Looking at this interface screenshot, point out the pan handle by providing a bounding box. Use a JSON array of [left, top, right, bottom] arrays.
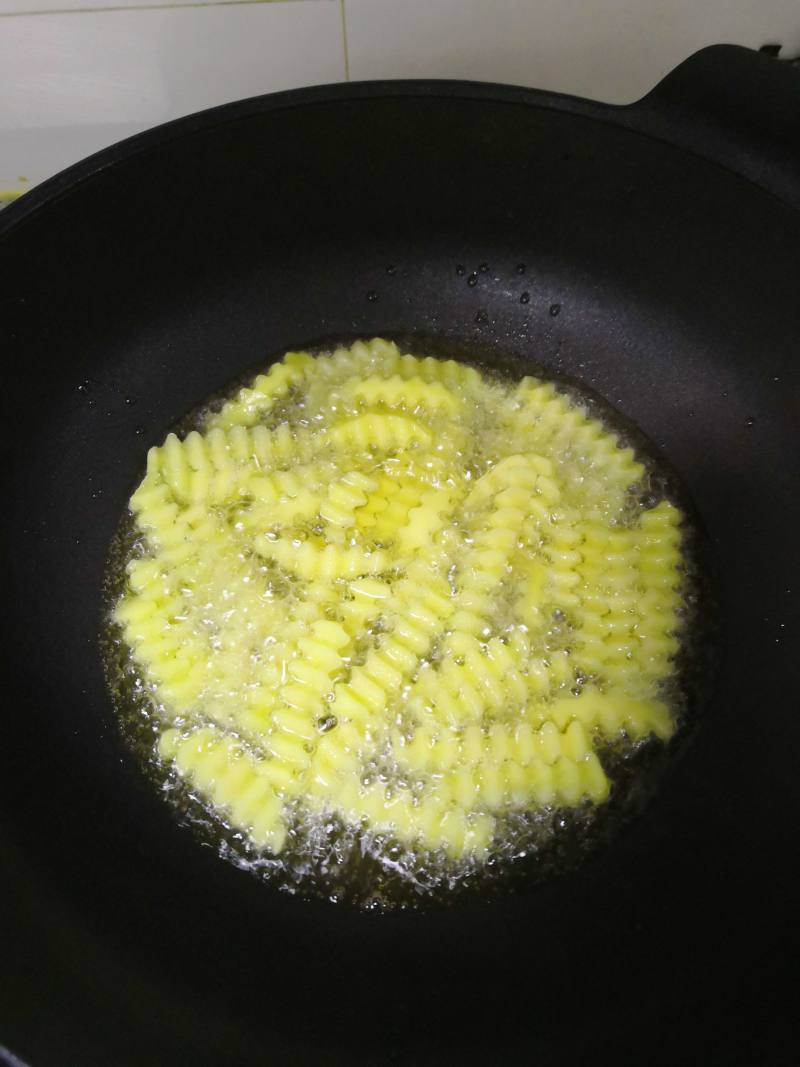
[[620, 44, 800, 211]]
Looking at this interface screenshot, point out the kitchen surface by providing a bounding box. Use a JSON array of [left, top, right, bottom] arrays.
[[2, 0, 800, 196]]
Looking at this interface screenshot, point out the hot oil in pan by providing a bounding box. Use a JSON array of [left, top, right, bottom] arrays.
[[102, 338, 711, 909]]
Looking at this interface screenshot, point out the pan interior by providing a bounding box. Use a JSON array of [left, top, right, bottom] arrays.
[[1, 89, 797, 1065]]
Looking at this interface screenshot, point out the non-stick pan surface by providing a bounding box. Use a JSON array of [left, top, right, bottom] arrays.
[[1, 45, 798, 1067]]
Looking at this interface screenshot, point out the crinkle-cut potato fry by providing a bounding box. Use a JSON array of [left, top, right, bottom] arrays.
[[114, 338, 686, 875]]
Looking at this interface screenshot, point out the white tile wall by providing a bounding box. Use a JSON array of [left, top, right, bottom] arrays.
[[1, 0, 799, 196], [346, 0, 800, 103], [0, 0, 262, 13], [0, 0, 344, 191]]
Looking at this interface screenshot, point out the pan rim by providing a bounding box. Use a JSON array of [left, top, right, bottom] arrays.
[[4, 43, 798, 239]]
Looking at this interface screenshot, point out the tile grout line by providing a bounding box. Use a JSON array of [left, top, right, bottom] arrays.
[[339, 0, 350, 81], [0, 0, 320, 17]]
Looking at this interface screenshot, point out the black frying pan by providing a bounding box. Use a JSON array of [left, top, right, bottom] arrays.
[[1, 44, 798, 1067]]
